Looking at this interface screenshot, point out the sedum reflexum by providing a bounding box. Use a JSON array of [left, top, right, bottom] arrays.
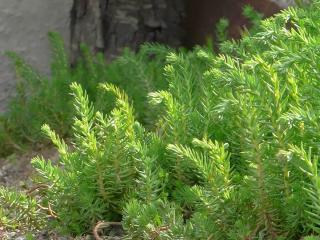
[[31, 82, 141, 234], [4, 1, 320, 239]]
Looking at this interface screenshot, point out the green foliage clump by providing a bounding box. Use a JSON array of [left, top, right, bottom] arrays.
[[304, 236, 320, 240], [0, 187, 45, 230], [4, 32, 72, 147], [242, 4, 264, 31], [0, 34, 168, 157], [30, 82, 142, 234], [215, 17, 230, 44], [3, 1, 320, 240], [73, 43, 169, 126]]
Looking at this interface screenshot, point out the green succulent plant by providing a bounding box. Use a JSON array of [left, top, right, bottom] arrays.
[[2, 1, 320, 239]]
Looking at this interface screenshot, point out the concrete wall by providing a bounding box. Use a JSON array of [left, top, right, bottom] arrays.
[[0, 0, 73, 112]]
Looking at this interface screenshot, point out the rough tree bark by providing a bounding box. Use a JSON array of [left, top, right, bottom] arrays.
[[70, 0, 185, 62]]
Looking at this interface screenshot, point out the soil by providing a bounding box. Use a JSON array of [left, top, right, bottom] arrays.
[[0, 147, 59, 188]]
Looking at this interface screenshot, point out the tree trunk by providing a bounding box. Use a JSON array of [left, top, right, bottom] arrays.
[[70, 0, 186, 62]]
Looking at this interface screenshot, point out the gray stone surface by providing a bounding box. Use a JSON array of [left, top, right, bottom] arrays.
[[0, 0, 72, 112]]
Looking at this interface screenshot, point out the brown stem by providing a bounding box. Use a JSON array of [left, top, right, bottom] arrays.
[[26, 184, 49, 195]]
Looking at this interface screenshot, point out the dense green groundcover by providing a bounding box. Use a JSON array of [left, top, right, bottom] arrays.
[[0, 34, 169, 156], [3, 1, 320, 239]]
